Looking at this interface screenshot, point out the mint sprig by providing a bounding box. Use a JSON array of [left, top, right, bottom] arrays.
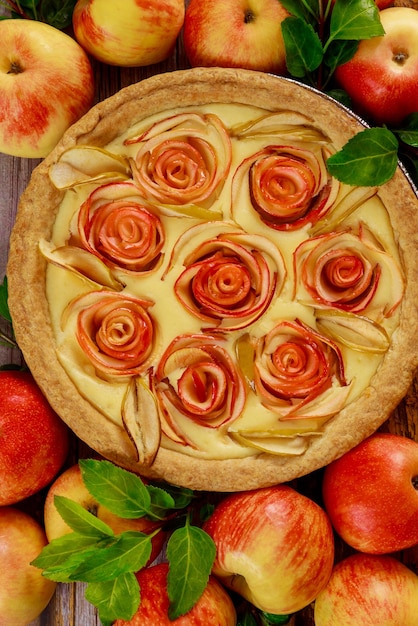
[[32, 459, 216, 624], [0, 275, 17, 350]]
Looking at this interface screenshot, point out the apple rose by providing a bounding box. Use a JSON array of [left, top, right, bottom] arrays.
[[171, 222, 286, 330], [293, 225, 404, 318], [76, 181, 165, 274], [64, 290, 155, 377], [232, 144, 339, 231], [126, 112, 232, 209], [153, 334, 246, 447], [254, 319, 350, 420]]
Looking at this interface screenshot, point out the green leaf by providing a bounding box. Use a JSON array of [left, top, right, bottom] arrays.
[[238, 611, 258, 626], [145, 485, 176, 521], [69, 531, 153, 582], [324, 39, 359, 73], [158, 483, 195, 510], [85, 572, 140, 624], [39, 0, 77, 29], [261, 612, 292, 625], [79, 458, 152, 519], [327, 127, 399, 186], [278, 0, 319, 23], [53, 495, 115, 538], [0, 276, 12, 323], [31, 532, 113, 582], [282, 16, 323, 78], [166, 519, 216, 620], [328, 0, 384, 45], [394, 113, 418, 148]]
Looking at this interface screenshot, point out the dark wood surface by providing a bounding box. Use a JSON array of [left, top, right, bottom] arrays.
[[0, 3, 417, 624]]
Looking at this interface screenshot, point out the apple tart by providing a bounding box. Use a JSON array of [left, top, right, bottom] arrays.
[[8, 68, 418, 491]]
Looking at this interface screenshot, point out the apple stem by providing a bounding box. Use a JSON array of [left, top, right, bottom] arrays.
[[7, 61, 24, 75], [243, 9, 255, 24]]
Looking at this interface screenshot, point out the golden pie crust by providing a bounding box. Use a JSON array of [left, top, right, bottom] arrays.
[[7, 68, 418, 491]]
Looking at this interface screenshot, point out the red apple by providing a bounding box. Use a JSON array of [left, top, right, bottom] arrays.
[[112, 562, 237, 625], [0, 370, 69, 505], [334, 7, 418, 126], [44, 463, 166, 564], [203, 485, 334, 615], [183, 0, 290, 74], [0, 507, 57, 624], [0, 18, 95, 158], [314, 553, 418, 626], [322, 432, 418, 554], [72, 0, 185, 67]]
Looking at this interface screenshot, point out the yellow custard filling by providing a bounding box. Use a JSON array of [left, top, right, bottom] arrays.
[[43, 103, 404, 462]]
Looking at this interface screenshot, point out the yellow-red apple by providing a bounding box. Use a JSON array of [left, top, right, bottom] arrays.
[[0, 370, 69, 506], [322, 433, 418, 554], [314, 553, 418, 626], [44, 463, 166, 564], [203, 485, 334, 615], [72, 0, 185, 67], [334, 7, 418, 126], [113, 562, 236, 625], [183, 0, 290, 74], [0, 18, 95, 158], [0, 507, 57, 624]]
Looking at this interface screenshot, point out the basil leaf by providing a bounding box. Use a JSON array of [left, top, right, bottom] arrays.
[[69, 531, 153, 582], [79, 458, 152, 519], [166, 520, 216, 620], [53, 495, 114, 538], [85, 572, 140, 624], [327, 127, 399, 186], [39, 0, 77, 29], [395, 113, 418, 148], [0, 276, 12, 323], [282, 16, 323, 78], [329, 0, 384, 43]]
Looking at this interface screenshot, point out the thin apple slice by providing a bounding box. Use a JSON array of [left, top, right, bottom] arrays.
[[39, 239, 124, 290], [49, 146, 131, 189], [122, 377, 161, 466], [230, 429, 317, 455], [230, 111, 329, 143], [315, 309, 391, 353], [309, 184, 378, 236]]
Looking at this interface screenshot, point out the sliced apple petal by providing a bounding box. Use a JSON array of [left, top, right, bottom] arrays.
[[230, 429, 312, 455], [315, 309, 390, 353], [309, 185, 378, 236], [235, 333, 256, 392], [122, 377, 161, 466], [231, 111, 329, 143], [49, 146, 132, 189], [39, 239, 124, 290]]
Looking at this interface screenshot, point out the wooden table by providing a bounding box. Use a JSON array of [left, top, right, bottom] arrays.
[[0, 4, 417, 625]]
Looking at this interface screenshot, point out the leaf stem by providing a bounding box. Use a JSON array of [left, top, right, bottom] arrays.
[[0, 329, 17, 348]]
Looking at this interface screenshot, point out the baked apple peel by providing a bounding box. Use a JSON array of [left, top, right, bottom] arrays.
[[172, 223, 286, 331], [153, 334, 247, 448], [293, 225, 404, 319], [126, 112, 232, 210]]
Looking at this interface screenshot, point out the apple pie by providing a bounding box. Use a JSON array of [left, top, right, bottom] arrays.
[[8, 68, 418, 491]]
